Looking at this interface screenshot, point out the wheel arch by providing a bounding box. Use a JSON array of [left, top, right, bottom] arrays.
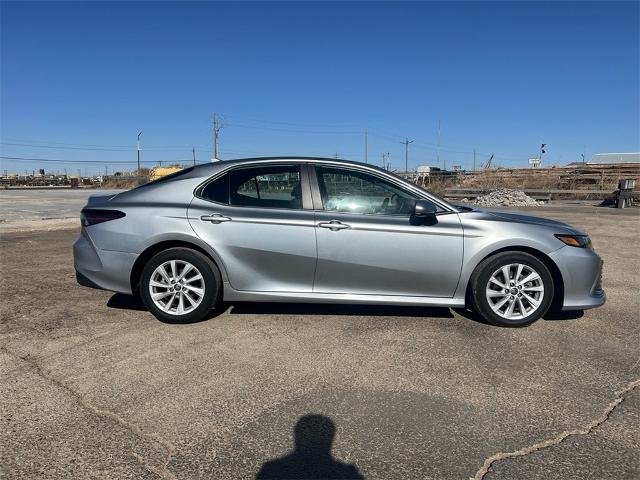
[[464, 246, 564, 312], [130, 239, 225, 293]]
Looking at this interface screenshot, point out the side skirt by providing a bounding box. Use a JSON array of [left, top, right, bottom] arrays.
[[222, 282, 465, 308]]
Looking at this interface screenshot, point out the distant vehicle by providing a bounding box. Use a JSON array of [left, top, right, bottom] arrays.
[[74, 157, 605, 327]]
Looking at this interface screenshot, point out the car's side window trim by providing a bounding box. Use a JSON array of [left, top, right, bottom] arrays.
[[308, 164, 453, 216], [195, 163, 313, 211]]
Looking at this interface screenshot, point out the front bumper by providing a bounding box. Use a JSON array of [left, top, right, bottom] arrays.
[[548, 246, 606, 311], [73, 230, 137, 294]]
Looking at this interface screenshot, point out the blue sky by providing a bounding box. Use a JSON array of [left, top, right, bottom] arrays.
[[1, 1, 638, 175]]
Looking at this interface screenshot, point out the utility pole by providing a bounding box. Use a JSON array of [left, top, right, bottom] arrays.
[[137, 131, 142, 175], [381, 152, 391, 170], [364, 128, 368, 163], [333, 152, 340, 159], [212, 113, 221, 160], [437, 120, 443, 170], [400, 138, 414, 172], [192, 147, 196, 166], [473, 148, 476, 171]]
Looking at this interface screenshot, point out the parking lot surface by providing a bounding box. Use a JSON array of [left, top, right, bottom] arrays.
[[1, 204, 638, 479], [0, 189, 123, 232]]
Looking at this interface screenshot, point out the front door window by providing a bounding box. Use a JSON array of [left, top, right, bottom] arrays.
[[315, 166, 420, 216]]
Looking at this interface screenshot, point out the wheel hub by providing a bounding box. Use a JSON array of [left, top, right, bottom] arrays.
[[148, 260, 205, 315], [485, 262, 545, 320]]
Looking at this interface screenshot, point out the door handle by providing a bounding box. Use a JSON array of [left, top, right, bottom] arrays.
[[200, 213, 232, 224], [318, 220, 350, 231]]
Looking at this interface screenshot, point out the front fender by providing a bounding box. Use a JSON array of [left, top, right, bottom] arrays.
[[454, 216, 565, 299]]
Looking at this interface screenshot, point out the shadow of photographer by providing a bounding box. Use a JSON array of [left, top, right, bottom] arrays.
[[256, 414, 364, 480]]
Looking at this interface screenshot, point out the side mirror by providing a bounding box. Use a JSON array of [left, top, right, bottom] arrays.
[[413, 199, 438, 218]]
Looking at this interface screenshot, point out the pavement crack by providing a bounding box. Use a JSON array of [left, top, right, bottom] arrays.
[[471, 377, 640, 480], [1, 346, 176, 480]]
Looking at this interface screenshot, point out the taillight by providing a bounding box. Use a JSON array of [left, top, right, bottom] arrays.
[[80, 209, 126, 227]]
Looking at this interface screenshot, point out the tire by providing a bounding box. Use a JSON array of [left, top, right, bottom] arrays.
[[140, 247, 221, 323], [469, 251, 554, 327]]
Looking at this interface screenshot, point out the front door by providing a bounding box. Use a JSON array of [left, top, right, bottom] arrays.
[[311, 165, 464, 297], [188, 164, 317, 292]]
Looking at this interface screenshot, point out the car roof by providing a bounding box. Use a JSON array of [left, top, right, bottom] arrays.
[[192, 156, 384, 174]]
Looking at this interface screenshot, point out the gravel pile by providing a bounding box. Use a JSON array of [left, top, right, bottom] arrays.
[[468, 188, 544, 207]]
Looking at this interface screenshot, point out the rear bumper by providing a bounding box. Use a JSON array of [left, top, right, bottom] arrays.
[[76, 270, 104, 290], [73, 231, 137, 294], [548, 246, 606, 311]]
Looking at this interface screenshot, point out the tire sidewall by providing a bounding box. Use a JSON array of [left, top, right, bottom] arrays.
[[140, 248, 220, 323], [471, 252, 554, 327]]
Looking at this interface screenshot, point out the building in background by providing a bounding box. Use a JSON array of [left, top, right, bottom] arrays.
[[589, 153, 640, 165]]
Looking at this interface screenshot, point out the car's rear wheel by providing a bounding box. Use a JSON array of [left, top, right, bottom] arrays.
[[140, 248, 221, 323], [470, 251, 554, 327]]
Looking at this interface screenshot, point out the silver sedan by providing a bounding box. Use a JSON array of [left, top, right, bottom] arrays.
[[74, 157, 605, 327]]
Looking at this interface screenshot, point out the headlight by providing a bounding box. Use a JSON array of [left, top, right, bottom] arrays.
[[555, 234, 592, 248]]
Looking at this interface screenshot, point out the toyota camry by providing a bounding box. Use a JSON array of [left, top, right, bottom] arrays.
[[74, 157, 605, 327]]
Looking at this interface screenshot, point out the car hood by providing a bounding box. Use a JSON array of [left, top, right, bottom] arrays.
[[464, 209, 585, 235]]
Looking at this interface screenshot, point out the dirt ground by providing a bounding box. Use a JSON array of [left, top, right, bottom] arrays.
[[1, 204, 638, 479]]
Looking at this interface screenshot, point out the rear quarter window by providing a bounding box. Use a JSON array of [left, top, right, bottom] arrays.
[[200, 174, 230, 204]]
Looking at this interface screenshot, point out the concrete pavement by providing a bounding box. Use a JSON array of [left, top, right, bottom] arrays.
[[1, 205, 638, 479]]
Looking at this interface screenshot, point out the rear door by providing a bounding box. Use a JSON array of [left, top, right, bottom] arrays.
[[310, 164, 464, 297], [188, 163, 317, 292]]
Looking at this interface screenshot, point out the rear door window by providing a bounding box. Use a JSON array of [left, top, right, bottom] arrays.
[[229, 165, 302, 209]]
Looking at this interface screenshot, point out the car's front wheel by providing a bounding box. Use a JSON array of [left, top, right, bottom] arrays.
[[470, 251, 554, 327], [140, 248, 221, 323]]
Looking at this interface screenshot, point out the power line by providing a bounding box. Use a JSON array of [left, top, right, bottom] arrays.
[[0, 155, 207, 165], [1, 141, 134, 152], [0, 141, 208, 152], [225, 122, 361, 135], [221, 113, 363, 129], [1, 114, 536, 168], [1, 125, 530, 159]]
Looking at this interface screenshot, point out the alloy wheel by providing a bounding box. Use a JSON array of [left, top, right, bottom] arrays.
[[485, 263, 545, 320], [148, 260, 205, 315]]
